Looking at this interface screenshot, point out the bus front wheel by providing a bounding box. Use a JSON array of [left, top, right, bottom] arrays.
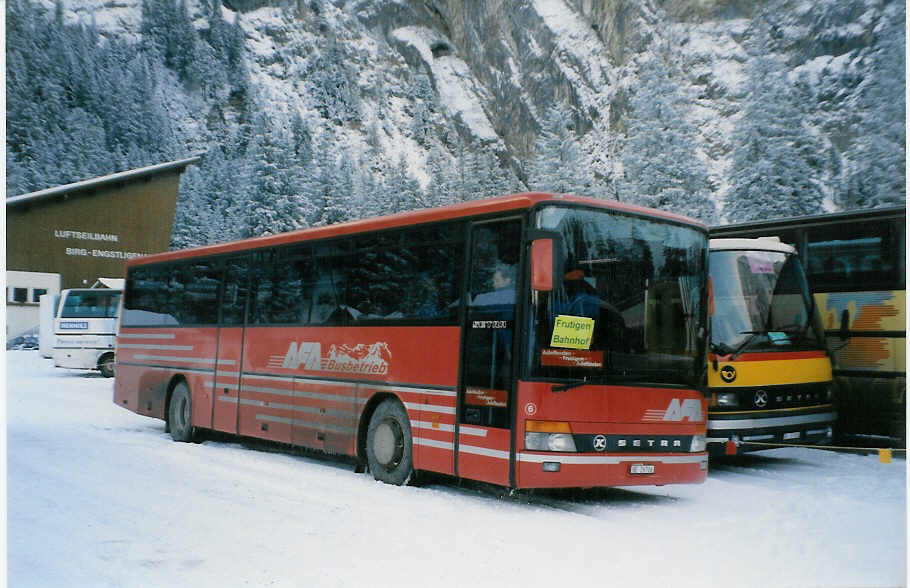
[[366, 399, 413, 485], [168, 382, 195, 442], [98, 353, 115, 378]]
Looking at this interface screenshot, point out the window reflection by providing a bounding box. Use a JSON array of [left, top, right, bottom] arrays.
[[530, 207, 706, 386]]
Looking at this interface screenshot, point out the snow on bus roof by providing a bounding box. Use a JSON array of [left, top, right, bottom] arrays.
[[710, 237, 796, 255], [129, 193, 707, 266]]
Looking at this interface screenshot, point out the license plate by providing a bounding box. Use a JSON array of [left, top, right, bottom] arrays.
[[629, 464, 655, 475]]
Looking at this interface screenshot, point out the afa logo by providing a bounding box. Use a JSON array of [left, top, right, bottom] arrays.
[[271, 341, 391, 375], [643, 398, 703, 422], [662, 398, 703, 422], [280, 342, 322, 370]]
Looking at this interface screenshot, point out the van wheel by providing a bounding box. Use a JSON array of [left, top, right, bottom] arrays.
[[168, 382, 195, 442], [98, 353, 115, 378], [366, 399, 413, 485]]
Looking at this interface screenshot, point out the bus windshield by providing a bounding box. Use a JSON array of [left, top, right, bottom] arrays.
[[528, 206, 707, 387], [709, 249, 824, 356], [59, 290, 122, 319]]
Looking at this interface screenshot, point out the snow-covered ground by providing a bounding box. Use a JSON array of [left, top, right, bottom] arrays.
[[5, 350, 907, 587]]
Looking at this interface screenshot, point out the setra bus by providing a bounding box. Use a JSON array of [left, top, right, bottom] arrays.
[[114, 193, 710, 488], [707, 237, 837, 455], [711, 206, 905, 446], [54, 287, 122, 378]]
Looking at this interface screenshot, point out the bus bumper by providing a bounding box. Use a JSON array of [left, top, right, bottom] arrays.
[[516, 452, 708, 488], [53, 347, 106, 371], [707, 414, 837, 455]]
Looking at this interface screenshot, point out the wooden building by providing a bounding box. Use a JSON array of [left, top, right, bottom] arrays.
[[6, 156, 199, 338]]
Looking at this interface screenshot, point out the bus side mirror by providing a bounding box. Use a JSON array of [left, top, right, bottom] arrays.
[[531, 239, 554, 291], [839, 309, 850, 340]]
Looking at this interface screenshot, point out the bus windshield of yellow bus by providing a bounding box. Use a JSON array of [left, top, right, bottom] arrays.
[[710, 249, 824, 358]]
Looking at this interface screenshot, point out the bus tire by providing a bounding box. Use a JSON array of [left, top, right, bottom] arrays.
[[98, 353, 115, 378], [366, 399, 413, 485], [168, 381, 195, 442]]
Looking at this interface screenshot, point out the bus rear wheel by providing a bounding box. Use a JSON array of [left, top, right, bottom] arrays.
[[98, 353, 115, 378], [168, 382, 195, 442], [366, 399, 413, 485]]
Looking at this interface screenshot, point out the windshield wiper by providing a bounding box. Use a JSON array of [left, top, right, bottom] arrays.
[[552, 373, 627, 392], [550, 370, 692, 392], [729, 330, 765, 361], [776, 321, 815, 341], [552, 377, 597, 392], [730, 324, 810, 359]]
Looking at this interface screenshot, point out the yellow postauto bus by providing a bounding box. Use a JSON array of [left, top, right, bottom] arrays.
[[711, 206, 905, 447], [707, 237, 837, 454]]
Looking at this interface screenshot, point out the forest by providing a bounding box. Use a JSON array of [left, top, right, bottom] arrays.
[[5, 0, 905, 249]]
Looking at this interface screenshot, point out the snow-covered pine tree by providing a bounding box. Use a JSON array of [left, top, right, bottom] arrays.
[[470, 145, 516, 200], [839, 4, 906, 209], [309, 37, 362, 125], [171, 165, 210, 249], [291, 112, 314, 168], [309, 128, 347, 226], [426, 143, 457, 206], [725, 14, 826, 222], [526, 104, 594, 195], [242, 113, 313, 236], [386, 153, 425, 213], [617, 38, 717, 222]]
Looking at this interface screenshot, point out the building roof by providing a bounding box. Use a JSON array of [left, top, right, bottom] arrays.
[[6, 156, 201, 208]]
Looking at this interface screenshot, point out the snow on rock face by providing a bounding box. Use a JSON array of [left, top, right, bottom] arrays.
[[392, 26, 500, 143], [23, 0, 906, 217]]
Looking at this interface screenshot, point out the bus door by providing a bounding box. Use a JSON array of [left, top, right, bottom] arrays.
[[457, 219, 522, 486], [212, 255, 249, 434]]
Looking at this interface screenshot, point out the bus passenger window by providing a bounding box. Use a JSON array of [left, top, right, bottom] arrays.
[[806, 220, 898, 291], [310, 242, 349, 325], [181, 261, 220, 325], [221, 257, 250, 326]]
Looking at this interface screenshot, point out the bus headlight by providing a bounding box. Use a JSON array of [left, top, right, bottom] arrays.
[[525, 421, 577, 452], [525, 432, 578, 452], [689, 435, 707, 453], [713, 392, 739, 407]]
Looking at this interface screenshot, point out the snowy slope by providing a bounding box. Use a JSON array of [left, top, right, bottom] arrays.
[[5, 351, 907, 587]]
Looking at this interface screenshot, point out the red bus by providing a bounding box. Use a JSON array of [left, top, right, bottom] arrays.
[[114, 193, 710, 489]]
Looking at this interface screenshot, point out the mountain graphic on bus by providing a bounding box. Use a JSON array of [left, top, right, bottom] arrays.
[[325, 342, 391, 375]]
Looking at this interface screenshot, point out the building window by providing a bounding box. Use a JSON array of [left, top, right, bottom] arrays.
[[12, 288, 28, 303], [32, 288, 47, 303]]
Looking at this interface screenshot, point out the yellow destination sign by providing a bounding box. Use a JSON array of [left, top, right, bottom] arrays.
[[550, 315, 595, 350]]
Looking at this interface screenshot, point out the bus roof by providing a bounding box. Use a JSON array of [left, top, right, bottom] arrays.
[[710, 237, 796, 255], [128, 192, 707, 267], [710, 205, 905, 235]]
